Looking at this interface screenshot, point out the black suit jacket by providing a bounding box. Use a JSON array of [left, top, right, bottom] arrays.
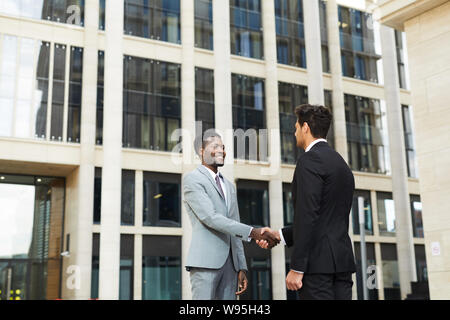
[[282, 141, 356, 274]]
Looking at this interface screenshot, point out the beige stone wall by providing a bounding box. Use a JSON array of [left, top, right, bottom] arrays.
[[402, 1, 450, 300]]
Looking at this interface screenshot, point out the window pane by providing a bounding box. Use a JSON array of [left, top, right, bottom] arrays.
[[351, 190, 373, 235], [67, 46, 83, 143], [377, 192, 396, 236], [121, 170, 135, 225], [51, 44, 66, 141], [119, 234, 134, 300], [410, 195, 424, 238], [91, 233, 100, 299], [96, 50, 104, 145], [353, 242, 378, 300], [380, 244, 401, 300]]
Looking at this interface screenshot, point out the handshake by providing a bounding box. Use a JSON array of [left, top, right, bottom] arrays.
[[249, 227, 281, 249]]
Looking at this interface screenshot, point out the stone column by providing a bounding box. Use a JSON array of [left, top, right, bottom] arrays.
[[380, 24, 417, 299], [326, 0, 348, 162], [303, 0, 324, 105], [261, 0, 286, 300], [99, 0, 124, 300], [180, 0, 196, 300]]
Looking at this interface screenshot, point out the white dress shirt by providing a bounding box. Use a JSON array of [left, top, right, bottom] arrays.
[[280, 138, 327, 274]]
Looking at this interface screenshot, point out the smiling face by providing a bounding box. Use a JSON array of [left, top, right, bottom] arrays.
[[201, 136, 226, 167]]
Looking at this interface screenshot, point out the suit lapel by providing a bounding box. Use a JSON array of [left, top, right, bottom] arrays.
[[197, 165, 226, 203]]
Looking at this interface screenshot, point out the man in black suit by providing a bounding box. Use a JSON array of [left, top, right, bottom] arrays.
[[257, 104, 356, 300]]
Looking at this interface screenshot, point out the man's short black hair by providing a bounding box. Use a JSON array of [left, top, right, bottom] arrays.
[[194, 130, 222, 156], [294, 104, 332, 139]]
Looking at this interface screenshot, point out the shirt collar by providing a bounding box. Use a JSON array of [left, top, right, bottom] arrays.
[[305, 139, 327, 152], [203, 165, 222, 180]]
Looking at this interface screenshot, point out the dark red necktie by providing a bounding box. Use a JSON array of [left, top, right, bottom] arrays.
[[215, 175, 225, 200]]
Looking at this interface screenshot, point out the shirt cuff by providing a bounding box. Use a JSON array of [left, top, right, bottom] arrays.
[[247, 227, 253, 242], [291, 269, 304, 274], [279, 228, 286, 246]]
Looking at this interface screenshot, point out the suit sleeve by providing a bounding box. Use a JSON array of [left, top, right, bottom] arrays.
[[183, 174, 253, 241], [281, 226, 293, 247], [290, 153, 324, 272]]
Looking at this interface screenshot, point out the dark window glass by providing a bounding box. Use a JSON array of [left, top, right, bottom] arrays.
[[278, 81, 308, 164], [414, 244, 428, 284], [232, 73, 266, 161], [124, 0, 181, 44], [351, 190, 373, 235], [282, 183, 294, 226], [394, 30, 407, 89], [123, 56, 181, 152], [67, 46, 83, 143], [119, 234, 134, 300], [401, 105, 417, 178], [35, 41, 51, 139], [275, 0, 306, 68], [0, 0, 85, 26], [380, 243, 401, 300], [377, 192, 396, 237], [237, 179, 271, 300], [410, 195, 423, 238], [93, 167, 102, 224], [96, 51, 104, 145], [99, 0, 106, 30], [143, 172, 181, 227], [195, 0, 213, 50], [121, 170, 135, 226], [353, 242, 378, 300], [338, 6, 379, 83], [142, 235, 181, 299], [230, 0, 263, 60], [195, 67, 215, 136], [91, 233, 100, 299], [319, 0, 330, 72], [324, 90, 335, 149], [345, 94, 388, 174], [50, 43, 66, 142]]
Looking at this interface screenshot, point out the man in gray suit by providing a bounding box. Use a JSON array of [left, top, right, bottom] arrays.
[[183, 131, 279, 300]]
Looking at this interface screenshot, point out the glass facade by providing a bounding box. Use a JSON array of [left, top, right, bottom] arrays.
[[67, 46, 83, 143], [380, 243, 401, 300], [345, 94, 389, 174], [91, 233, 99, 299], [394, 30, 407, 89], [121, 170, 135, 226], [230, 0, 263, 60], [275, 0, 306, 68], [0, 174, 65, 300], [123, 56, 181, 152], [99, 0, 105, 30], [338, 6, 379, 83], [351, 190, 373, 236], [143, 172, 181, 227], [377, 192, 396, 237], [232, 73, 266, 161], [96, 50, 104, 145], [195, 67, 215, 135], [410, 195, 424, 238], [402, 105, 417, 178], [237, 179, 272, 300], [93, 167, 102, 224], [0, 0, 85, 26], [319, 0, 330, 73], [282, 182, 294, 226], [414, 244, 428, 283], [124, 0, 180, 44], [353, 242, 378, 300], [119, 234, 134, 300], [194, 0, 213, 50], [142, 235, 181, 300]]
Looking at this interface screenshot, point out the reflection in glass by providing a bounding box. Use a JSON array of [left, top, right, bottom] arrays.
[[242, 241, 272, 300], [143, 172, 181, 227], [142, 235, 181, 300], [377, 192, 396, 237], [50, 43, 66, 141], [96, 51, 104, 145], [194, 0, 213, 50], [0, 35, 17, 137], [237, 180, 269, 228], [35, 41, 51, 139], [381, 243, 401, 300], [402, 105, 417, 178], [67, 46, 83, 143], [282, 183, 294, 226], [351, 190, 373, 235], [353, 242, 378, 300], [121, 170, 135, 226], [90, 233, 99, 299], [119, 234, 134, 300], [410, 195, 423, 238], [195, 67, 215, 136], [93, 167, 102, 224]]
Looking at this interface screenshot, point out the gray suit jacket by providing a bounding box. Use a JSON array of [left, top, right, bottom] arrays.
[[183, 165, 251, 271]]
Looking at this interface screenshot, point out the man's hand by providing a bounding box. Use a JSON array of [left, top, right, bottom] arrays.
[[250, 227, 280, 248], [255, 227, 281, 249], [236, 270, 248, 296], [286, 270, 303, 291]]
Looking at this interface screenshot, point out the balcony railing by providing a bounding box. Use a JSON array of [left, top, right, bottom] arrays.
[[339, 32, 376, 54]]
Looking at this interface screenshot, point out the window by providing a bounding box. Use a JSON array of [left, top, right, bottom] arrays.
[[380, 243, 401, 300], [0, 0, 85, 26], [99, 0, 105, 30], [119, 234, 134, 300], [351, 190, 373, 235], [143, 172, 181, 227], [282, 183, 294, 226], [402, 105, 417, 178], [195, 0, 213, 50], [319, 0, 330, 73], [345, 94, 389, 174], [275, 0, 306, 68], [195, 67, 215, 135], [50, 43, 66, 141], [377, 192, 396, 237], [338, 6, 379, 83], [414, 245, 428, 283], [91, 233, 100, 299], [230, 0, 263, 60], [121, 170, 135, 226], [124, 0, 180, 44], [395, 30, 407, 89], [324, 90, 335, 149], [123, 56, 181, 152], [410, 195, 423, 238], [353, 242, 378, 300], [232, 73, 266, 161], [67, 46, 83, 143], [142, 235, 181, 300], [96, 51, 104, 145], [278, 82, 308, 164], [237, 179, 271, 300], [93, 167, 102, 224]]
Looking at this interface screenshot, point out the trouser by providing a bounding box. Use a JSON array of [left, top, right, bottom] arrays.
[[298, 272, 353, 300], [189, 252, 237, 300]]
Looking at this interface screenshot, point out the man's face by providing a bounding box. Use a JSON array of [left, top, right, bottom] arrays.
[[294, 121, 307, 149], [201, 136, 226, 167]]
